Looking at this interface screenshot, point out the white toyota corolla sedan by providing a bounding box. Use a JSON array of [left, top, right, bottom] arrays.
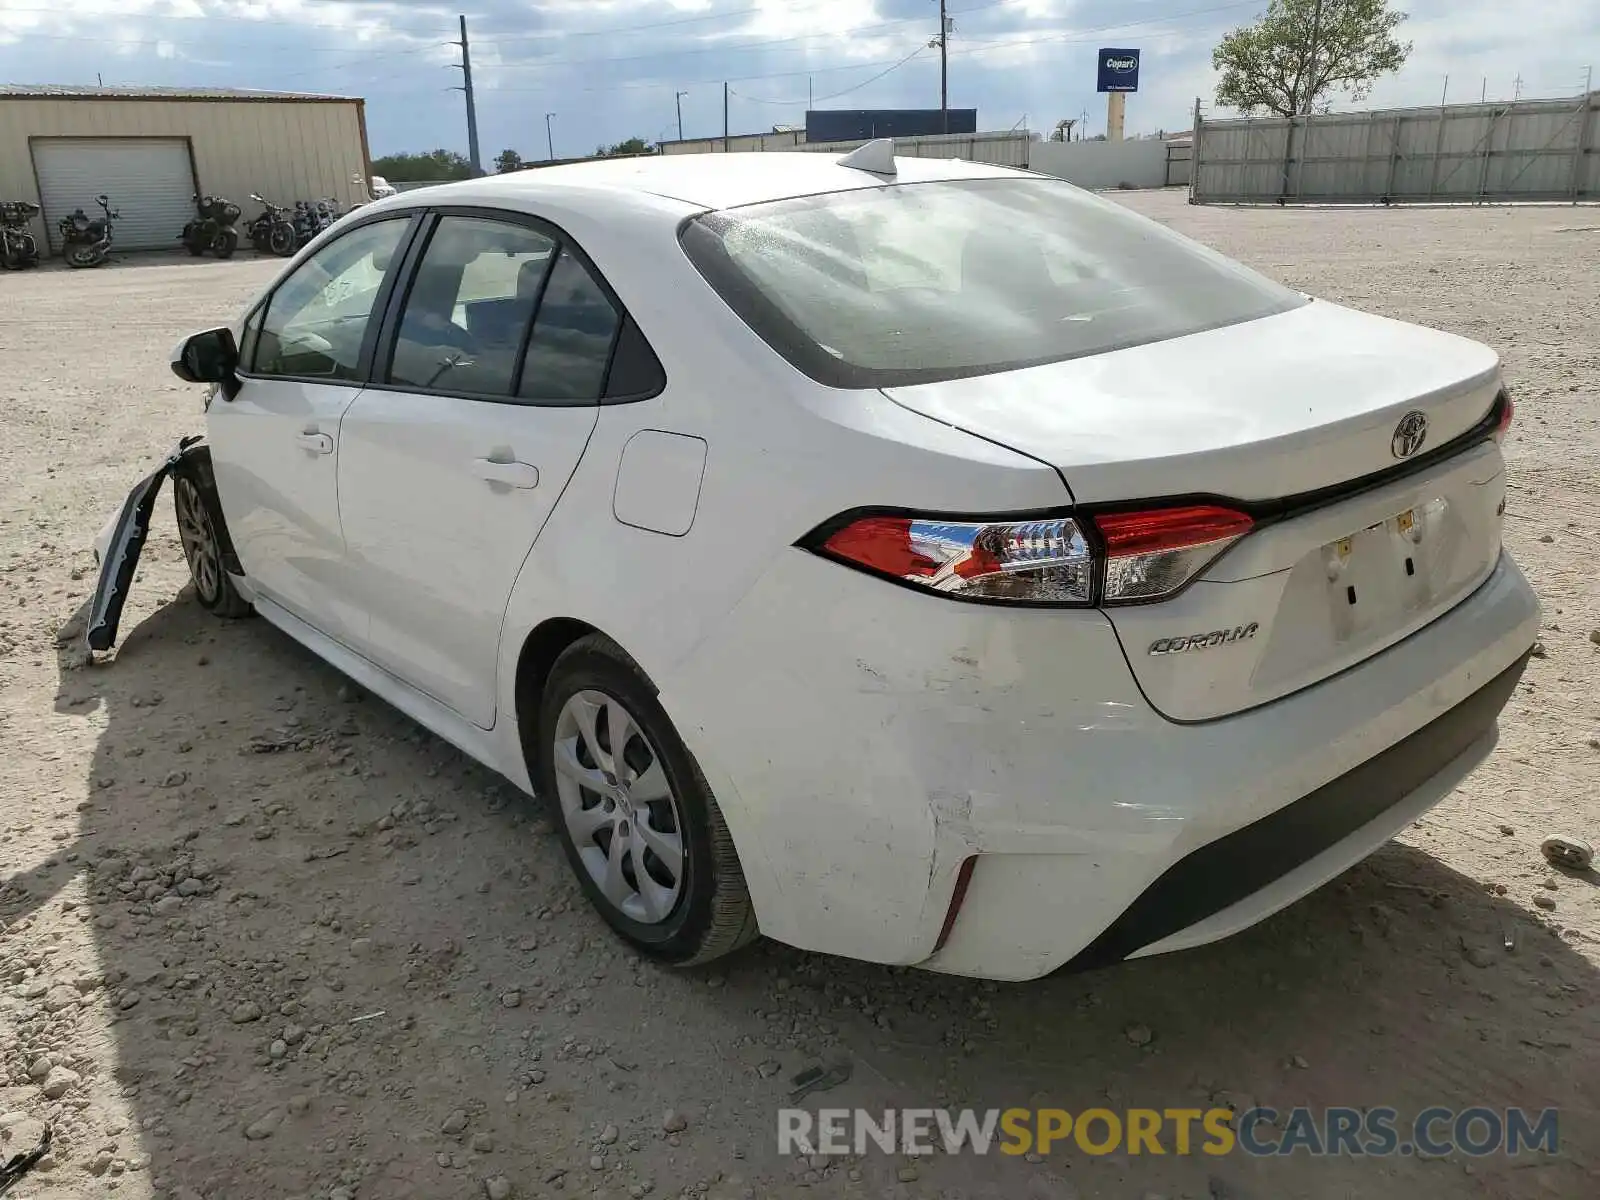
[[89, 143, 1538, 981]]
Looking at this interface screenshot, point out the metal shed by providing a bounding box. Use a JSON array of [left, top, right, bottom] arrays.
[[0, 85, 371, 252]]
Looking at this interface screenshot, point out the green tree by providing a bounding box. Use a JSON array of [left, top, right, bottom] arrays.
[[1213, 0, 1411, 117], [494, 148, 525, 173], [369, 149, 474, 182], [593, 136, 655, 158]]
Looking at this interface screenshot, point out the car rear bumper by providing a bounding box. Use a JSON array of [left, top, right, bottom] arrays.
[[660, 548, 1539, 980]]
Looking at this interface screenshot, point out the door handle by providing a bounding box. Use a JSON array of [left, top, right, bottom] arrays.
[[295, 432, 334, 455], [470, 458, 539, 489]]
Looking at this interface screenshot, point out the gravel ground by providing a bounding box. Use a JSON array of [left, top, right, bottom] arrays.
[[2, 192, 1598, 1200]]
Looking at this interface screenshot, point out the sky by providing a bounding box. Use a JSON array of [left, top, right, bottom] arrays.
[[0, 0, 1596, 159]]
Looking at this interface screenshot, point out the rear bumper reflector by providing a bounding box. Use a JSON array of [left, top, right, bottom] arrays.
[[934, 856, 978, 954]]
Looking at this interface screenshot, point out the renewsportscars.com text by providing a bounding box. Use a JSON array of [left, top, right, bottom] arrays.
[[778, 1106, 1559, 1159]]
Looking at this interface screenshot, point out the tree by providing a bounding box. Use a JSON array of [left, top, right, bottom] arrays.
[[494, 148, 525, 173], [593, 136, 655, 158], [369, 149, 473, 182], [1213, 0, 1411, 117]]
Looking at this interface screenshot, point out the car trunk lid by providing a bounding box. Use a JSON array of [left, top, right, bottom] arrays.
[[882, 301, 1510, 720]]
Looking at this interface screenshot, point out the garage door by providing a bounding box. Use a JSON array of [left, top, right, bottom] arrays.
[[33, 138, 195, 253]]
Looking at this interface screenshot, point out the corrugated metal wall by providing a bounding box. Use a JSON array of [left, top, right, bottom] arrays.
[[1193, 92, 1600, 204], [0, 96, 368, 249], [658, 130, 807, 155], [798, 130, 1035, 168]]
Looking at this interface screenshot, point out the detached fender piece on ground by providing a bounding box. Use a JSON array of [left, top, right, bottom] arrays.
[[0, 1121, 51, 1198], [85, 435, 237, 654]]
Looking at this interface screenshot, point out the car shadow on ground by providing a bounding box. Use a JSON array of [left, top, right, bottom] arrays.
[[2, 588, 1595, 1200]]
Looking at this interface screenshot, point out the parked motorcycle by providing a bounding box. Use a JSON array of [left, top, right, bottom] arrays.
[[291, 199, 319, 249], [59, 194, 117, 269], [0, 200, 41, 270], [181, 194, 241, 259], [313, 197, 341, 233], [245, 193, 297, 257]]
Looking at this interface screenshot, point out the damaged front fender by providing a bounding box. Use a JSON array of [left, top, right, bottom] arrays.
[[85, 435, 206, 654]]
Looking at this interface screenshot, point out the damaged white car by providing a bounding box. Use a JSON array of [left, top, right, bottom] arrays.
[[88, 145, 1538, 980]]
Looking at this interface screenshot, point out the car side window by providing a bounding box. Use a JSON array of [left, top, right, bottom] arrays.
[[517, 248, 622, 404], [386, 215, 556, 396], [253, 218, 409, 381]]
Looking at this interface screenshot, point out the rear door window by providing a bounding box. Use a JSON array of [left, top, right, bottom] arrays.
[[386, 215, 556, 396]]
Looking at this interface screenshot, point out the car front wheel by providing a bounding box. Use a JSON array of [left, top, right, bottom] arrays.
[[173, 462, 252, 618], [538, 635, 757, 966]]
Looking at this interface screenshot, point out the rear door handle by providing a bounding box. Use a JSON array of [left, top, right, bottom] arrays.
[[295, 432, 334, 455], [470, 458, 539, 489]]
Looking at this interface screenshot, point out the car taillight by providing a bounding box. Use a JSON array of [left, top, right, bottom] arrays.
[[809, 504, 1252, 606], [1092, 505, 1254, 603], [818, 515, 1094, 603], [1492, 390, 1514, 444]]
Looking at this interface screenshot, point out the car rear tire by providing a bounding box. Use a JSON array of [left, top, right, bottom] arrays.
[[173, 457, 252, 618], [537, 634, 757, 966]]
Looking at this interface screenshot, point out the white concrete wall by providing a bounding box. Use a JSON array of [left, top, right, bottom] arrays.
[[1029, 139, 1174, 189]]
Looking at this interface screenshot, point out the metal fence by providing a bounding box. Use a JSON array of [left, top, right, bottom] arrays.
[[796, 129, 1035, 169], [1192, 91, 1599, 204]]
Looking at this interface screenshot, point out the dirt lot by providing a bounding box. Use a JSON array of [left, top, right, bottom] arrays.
[[2, 191, 1598, 1200]]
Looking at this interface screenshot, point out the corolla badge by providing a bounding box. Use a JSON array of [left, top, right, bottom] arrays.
[[1391, 410, 1428, 459], [1148, 623, 1259, 656], [1104, 55, 1138, 71]]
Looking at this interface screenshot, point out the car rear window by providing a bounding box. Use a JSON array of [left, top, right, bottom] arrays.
[[679, 177, 1307, 388]]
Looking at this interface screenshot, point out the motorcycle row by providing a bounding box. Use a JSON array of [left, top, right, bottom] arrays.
[[0, 192, 346, 270]]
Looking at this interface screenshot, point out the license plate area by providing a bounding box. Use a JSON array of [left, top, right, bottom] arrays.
[[1322, 499, 1446, 639]]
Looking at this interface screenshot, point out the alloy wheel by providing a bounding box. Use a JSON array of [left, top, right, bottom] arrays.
[[552, 689, 686, 925], [174, 476, 221, 604]]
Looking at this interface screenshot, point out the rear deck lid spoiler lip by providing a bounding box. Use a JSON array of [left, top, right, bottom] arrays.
[[1069, 386, 1510, 527]]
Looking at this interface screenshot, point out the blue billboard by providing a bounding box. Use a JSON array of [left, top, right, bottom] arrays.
[[1096, 48, 1140, 93]]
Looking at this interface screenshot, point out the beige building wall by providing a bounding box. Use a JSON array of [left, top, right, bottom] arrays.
[[0, 94, 371, 230]]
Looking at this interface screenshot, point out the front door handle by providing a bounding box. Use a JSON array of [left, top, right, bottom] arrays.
[[295, 432, 334, 455], [470, 458, 539, 489]]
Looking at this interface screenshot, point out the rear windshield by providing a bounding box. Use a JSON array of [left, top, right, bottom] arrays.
[[680, 177, 1307, 388]]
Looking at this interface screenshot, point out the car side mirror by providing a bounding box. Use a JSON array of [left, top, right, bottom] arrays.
[[171, 327, 239, 386]]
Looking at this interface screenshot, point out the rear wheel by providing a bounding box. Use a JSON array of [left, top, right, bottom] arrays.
[[213, 227, 238, 260], [537, 635, 757, 966], [173, 465, 251, 618], [267, 222, 296, 257], [64, 245, 100, 268]]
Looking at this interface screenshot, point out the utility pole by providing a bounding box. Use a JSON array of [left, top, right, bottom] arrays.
[[675, 91, 687, 141], [449, 14, 482, 177], [936, 0, 951, 132], [544, 113, 555, 161], [723, 82, 729, 151]]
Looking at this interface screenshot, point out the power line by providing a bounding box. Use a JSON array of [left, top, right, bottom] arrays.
[[730, 47, 928, 107]]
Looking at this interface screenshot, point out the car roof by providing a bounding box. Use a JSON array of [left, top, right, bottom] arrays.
[[390, 151, 1026, 214]]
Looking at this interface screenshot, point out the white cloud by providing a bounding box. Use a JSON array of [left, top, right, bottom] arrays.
[[0, 1, 1593, 151]]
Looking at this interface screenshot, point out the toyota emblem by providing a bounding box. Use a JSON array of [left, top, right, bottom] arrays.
[[1391, 411, 1428, 459]]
